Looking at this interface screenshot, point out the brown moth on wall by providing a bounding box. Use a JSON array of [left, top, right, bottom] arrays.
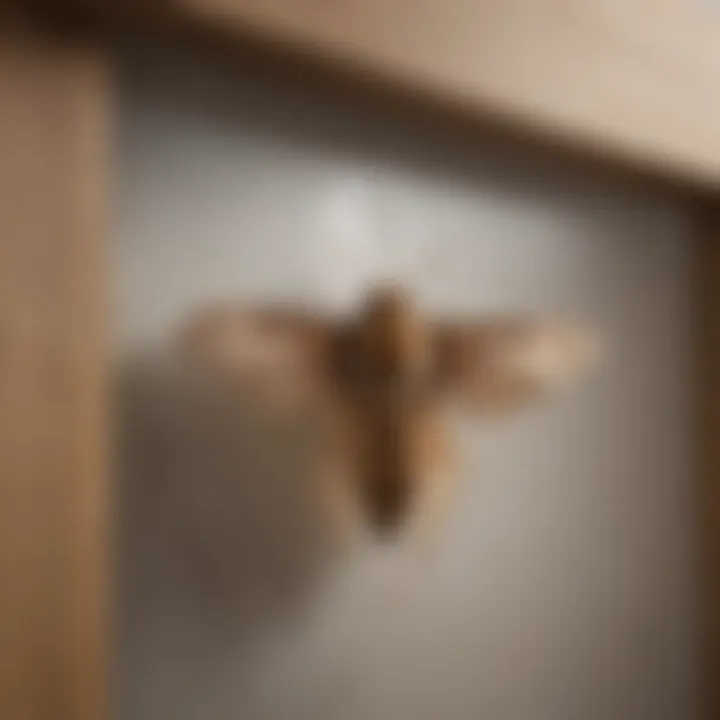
[[179, 285, 601, 539]]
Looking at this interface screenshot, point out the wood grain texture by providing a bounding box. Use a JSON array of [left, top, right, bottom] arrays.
[[0, 17, 109, 720], [695, 213, 720, 720]]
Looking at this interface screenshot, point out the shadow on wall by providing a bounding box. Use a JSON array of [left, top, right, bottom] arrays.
[[117, 351, 341, 719]]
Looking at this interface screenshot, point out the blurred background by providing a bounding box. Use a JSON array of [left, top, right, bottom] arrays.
[[3, 4, 717, 720], [115, 38, 699, 720]]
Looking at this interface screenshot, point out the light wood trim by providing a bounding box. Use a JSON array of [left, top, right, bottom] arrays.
[[0, 17, 109, 720], [173, 0, 720, 191], [71, 0, 720, 192]]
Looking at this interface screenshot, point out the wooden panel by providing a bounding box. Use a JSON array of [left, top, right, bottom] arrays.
[[75, 0, 720, 192], [695, 215, 720, 720], [0, 17, 109, 720], [176, 0, 720, 190]]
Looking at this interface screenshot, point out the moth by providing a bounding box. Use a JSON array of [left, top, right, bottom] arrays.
[[179, 285, 600, 538]]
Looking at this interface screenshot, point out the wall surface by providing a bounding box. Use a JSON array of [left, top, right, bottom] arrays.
[[116, 41, 700, 720]]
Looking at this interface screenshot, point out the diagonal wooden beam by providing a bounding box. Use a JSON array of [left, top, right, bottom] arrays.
[[29, 0, 720, 193]]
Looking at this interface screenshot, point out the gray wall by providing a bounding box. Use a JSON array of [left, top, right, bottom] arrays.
[[116, 42, 700, 720]]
